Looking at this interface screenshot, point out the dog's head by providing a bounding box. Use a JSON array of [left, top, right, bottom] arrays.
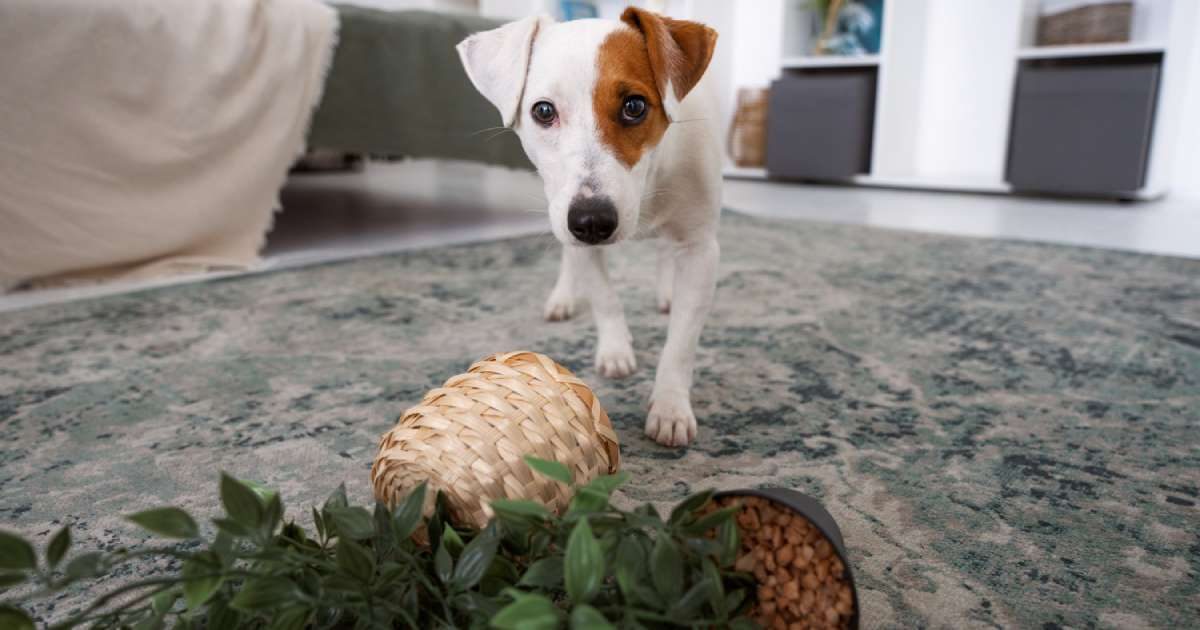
[[458, 9, 716, 246]]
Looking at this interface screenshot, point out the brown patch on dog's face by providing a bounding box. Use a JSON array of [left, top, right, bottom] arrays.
[[594, 27, 671, 169]]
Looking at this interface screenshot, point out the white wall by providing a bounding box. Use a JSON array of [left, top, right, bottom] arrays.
[[1170, 4, 1200, 200], [334, 0, 477, 12], [911, 0, 1021, 182]]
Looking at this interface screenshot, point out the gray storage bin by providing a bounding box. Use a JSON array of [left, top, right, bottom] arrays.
[[766, 69, 877, 181], [1006, 56, 1160, 196]]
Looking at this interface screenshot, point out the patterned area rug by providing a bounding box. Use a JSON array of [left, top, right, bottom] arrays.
[[2, 212, 1197, 628]]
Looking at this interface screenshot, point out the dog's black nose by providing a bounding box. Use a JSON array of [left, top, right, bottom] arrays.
[[567, 196, 618, 245]]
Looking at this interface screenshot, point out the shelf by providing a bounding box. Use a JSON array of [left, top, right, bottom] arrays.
[[1017, 42, 1166, 60], [781, 54, 881, 69], [723, 166, 768, 180]]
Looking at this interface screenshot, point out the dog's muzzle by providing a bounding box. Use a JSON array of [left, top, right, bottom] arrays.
[[567, 196, 618, 245]]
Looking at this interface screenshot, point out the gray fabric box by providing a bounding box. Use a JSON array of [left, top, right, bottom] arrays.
[[766, 69, 877, 181], [1006, 58, 1160, 196]]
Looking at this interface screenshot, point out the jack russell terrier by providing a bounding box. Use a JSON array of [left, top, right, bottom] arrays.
[[457, 8, 720, 447]]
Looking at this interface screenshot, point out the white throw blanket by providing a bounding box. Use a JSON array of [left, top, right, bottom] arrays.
[[0, 0, 337, 290]]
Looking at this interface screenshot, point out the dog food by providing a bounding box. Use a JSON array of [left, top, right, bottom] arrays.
[[715, 495, 855, 629]]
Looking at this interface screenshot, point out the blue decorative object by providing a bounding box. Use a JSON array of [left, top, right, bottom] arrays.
[[815, 0, 884, 56], [560, 1, 598, 21]]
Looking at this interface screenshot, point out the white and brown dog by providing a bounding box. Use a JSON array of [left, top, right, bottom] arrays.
[[457, 8, 720, 447]]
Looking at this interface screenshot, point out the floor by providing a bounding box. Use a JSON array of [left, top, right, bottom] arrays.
[[2, 159, 1198, 312]]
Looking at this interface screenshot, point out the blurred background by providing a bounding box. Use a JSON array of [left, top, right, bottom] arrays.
[[2, 0, 1198, 307]]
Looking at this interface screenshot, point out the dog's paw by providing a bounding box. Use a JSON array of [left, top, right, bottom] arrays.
[[595, 340, 636, 379], [543, 292, 578, 322], [645, 394, 696, 447]]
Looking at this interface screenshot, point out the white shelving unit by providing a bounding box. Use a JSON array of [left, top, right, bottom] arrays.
[[781, 54, 880, 69], [1016, 42, 1166, 60], [721, 0, 1198, 200]]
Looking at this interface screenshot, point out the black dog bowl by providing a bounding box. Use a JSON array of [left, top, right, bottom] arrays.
[[715, 487, 860, 629]]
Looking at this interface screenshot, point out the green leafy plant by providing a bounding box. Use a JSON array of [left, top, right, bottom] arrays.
[[0, 459, 756, 629]]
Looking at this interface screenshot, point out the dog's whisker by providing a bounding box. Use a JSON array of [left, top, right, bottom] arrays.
[[482, 129, 515, 142], [468, 126, 510, 137]]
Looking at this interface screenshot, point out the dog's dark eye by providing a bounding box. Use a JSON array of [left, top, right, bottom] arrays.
[[531, 101, 556, 126], [621, 96, 647, 124]]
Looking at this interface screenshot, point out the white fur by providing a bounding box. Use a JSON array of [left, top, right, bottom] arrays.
[[458, 17, 721, 447]]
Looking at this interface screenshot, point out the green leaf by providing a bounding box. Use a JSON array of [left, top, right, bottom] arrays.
[[682, 506, 739, 536], [152, 588, 179, 614], [269, 606, 311, 630], [566, 487, 609, 516], [702, 557, 726, 616], [491, 591, 560, 630], [525, 456, 573, 485], [669, 580, 711, 618], [564, 518, 603, 604], [325, 506, 373, 540], [0, 605, 34, 630], [650, 534, 682, 601], [0, 572, 28, 590], [336, 538, 375, 584], [208, 596, 241, 629], [442, 524, 465, 557], [614, 536, 644, 601], [229, 577, 299, 612], [630, 504, 662, 529], [518, 556, 564, 588], [311, 507, 325, 541], [482, 555, 520, 596], [240, 479, 279, 505], [435, 541, 453, 585], [220, 473, 264, 529], [668, 489, 713, 526], [452, 525, 499, 591], [0, 531, 36, 571], [569, 604, 615, 630], [181, 555, 223, 610], [728, 618, 758, 630], [126, 507, 200, 539], [46, 526, 70, 568], [262, 492, 284, 535], [717, 518, 740, 567], [582, 470, 630, 497], [323, 484, 349, 512], [212, 517, 252, 538], [491, 499, 551, 520], [391, 482, 427, 540], [64, 552, 104, 580]]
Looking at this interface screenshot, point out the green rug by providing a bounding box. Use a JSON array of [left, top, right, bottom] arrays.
[[2, 213, 1197, 628]]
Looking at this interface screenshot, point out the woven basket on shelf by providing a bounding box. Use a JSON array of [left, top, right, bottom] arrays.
[[1037, 1, 1132, 46], [370, 351, 620, 530], [727, 87, 770, 168]]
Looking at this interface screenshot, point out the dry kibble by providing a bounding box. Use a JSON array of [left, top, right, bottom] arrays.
[[802, 571, 820, 591], [715, 496, 854, 630]]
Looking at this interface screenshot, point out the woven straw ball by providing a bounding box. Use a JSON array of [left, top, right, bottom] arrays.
[[371, 351, 620, 529]]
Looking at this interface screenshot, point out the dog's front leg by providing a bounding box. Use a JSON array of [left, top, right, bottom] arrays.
[[550, 246, 637, 378], [646, 236, 719, 446]]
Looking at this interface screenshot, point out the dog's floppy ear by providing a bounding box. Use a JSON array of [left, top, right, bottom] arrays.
[[620, 7, 717, 119], [457, 15, 551, 128]]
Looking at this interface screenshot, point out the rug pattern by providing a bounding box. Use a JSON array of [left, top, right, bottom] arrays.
[[1, 213, 1198, 628]]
